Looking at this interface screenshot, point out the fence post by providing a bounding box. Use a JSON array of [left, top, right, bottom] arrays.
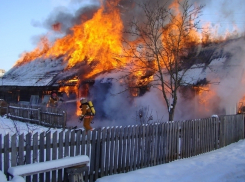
[[38, 108, 41, 125], [6, 105, 9, 118], [62, 111, 67, 128]]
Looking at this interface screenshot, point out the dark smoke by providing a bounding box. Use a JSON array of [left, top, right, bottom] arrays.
[[44, 5, 100, 34]]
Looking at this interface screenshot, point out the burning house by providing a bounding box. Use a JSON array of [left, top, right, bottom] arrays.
[[1, 0, 245, 127]]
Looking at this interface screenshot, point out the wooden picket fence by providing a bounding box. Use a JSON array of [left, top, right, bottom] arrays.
[[0, 114, 244, 182], [1, 103, 67, 128]]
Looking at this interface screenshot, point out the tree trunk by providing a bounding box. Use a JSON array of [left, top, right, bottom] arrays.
[[168, 108, 174, 121]]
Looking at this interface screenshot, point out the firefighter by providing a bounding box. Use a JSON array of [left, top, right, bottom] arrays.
[[79, 98, 95, 131], [47, 91, 60, 107]]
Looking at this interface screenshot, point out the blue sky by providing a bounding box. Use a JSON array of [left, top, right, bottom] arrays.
[[0, 1, 53, 71], [0, 0, 244, 72]]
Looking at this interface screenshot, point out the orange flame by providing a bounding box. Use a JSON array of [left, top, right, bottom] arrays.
[[16, 1, 126, 79]]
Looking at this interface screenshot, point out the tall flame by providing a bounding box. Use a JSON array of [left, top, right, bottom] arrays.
[[16, 1, 126, 78]]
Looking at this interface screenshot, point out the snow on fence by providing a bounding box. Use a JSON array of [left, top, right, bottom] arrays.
[[0, 114, 244, 182], [1, 104, 67, 128]]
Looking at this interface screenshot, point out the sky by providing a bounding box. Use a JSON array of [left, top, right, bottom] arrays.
[[1, 116, 245, 182], [0, 0, 245, 72]]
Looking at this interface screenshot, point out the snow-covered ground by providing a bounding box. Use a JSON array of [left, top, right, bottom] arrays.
[[1, 116, 245, 182], [96, 139, 245, 182], [0, 115, 63, 136], [0, 171, 25, 182]]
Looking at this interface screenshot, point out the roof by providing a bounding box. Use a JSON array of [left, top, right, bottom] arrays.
[[0, 57, 82, 87], [0, 37, 242, 88]]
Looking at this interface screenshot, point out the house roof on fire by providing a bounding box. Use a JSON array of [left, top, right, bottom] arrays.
[[0, 37, 243, 88]]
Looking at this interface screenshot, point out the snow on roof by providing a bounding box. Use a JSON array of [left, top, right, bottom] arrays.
[[181, 64, 206, 85], [1, 58, 66, 87]]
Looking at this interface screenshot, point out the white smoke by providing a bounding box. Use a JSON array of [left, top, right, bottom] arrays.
[[84, 37, 245, 128]]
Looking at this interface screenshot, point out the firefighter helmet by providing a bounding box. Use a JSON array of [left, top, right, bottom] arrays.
[[80, 97, 87, 103]]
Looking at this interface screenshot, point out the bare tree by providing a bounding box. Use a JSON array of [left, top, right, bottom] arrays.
[[122, 0, 204, 121]]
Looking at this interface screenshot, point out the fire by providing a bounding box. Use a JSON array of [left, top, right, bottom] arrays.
[[162, 0, 202, 59], [59, 85, 82, 116], [16, 1, 126, 79], [194, 85, 216, 113]]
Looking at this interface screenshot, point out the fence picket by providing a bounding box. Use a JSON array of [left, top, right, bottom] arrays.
[[0, 134, 2, 171], [134, 125, 139, 170], [118, 127, 123, 172], [11, 134, 17, 168], [189, 120, 192, 157], [39, 132, 45, 182], [149, 124, 153, 166], [90, 129, 97, 182], [173, 121, 178, 160], [141, 125, 145, 168], [26, 133, 32, 182], [64, 130, 70, 157], [126, 126, 131, 172], [154, 124, 159, 165], [52, 132, 57, 182], [210, 118, 213, 151], [161, 123, 165, 163], [209, 118, 213, 151], [4, 134, 9, 178], [58, 131, 63, 182], [145, 125, 150, 167], [85, 131, 91, 182], [189, 120, 193, 157], [46, 132, 51, 182], [76, 130, 81, 156], [81, 130, 86, 155], [95, 128, 101, 180], [100, 128, 106, 177], [105, 128, 110, 175], [122, 127, 127, 172], [205, 119, 208, 152], [70, 130, 75, 157], [109, 127, 115, 175], [33, 133, 38, 182], [150, 124, 155, 166], [114, 127, 119, 174], [184, 121, 187, 158], [200, 119, 204, 154], [195, 120, 198, 155], [130, 126, 135, 171]]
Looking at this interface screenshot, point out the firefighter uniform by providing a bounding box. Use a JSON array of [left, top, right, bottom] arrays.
[[79, 98, 95, 131], [47, 92, 59, 107]]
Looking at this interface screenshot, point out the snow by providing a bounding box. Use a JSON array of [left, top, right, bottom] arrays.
[[0, 171, 7, 182], [0, 57, 65, 86], [8, 155, 89, 176], [10, 176, 25, 182], [0, 115, 63, 136], [0, 171, 25, 182], [96, 139, 245, 182]]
